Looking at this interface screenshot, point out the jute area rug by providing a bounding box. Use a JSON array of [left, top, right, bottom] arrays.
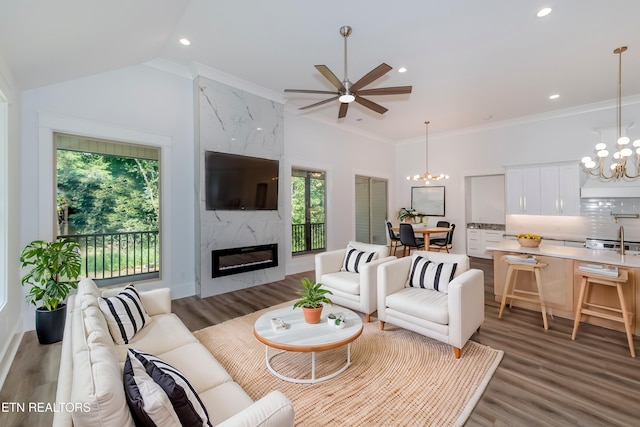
[[194, 302, 503, 426]]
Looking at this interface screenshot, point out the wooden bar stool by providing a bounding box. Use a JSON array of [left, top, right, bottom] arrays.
[[572, 269, 635, 357], [498, 256, 549, 330]]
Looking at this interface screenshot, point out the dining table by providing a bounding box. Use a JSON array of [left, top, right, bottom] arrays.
[[391, 225, 452, 251]]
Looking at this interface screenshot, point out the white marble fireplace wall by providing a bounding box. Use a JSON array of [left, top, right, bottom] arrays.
[[195, 76, 285, 297]]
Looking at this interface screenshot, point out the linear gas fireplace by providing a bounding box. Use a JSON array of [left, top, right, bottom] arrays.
[[212, 244, 278, 278]]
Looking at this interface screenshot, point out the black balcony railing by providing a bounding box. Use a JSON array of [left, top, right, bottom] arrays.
[[59, 230, 160, 284], [292, 223, 326, 254]]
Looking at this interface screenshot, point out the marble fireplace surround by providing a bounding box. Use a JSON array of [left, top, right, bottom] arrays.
[[195, 76, 285, 298]]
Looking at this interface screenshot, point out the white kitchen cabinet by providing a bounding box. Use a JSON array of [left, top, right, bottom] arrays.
[[466, 229, 483, 257], [539, 164, 580, 216], [481, 230, 504, 258], [506, 167, 541, 214], [467, 229, 504, 259]]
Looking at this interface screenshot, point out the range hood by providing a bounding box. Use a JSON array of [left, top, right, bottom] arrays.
[[581, 178, 640, 198]]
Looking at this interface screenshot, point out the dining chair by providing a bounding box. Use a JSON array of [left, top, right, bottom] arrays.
[[429, 224, 455, 252], [399, 223, 425, 256], [430, 220, 450, 244], [386, 221, 403, 256]]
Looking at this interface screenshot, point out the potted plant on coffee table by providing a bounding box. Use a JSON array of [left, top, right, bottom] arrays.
[[20, 238, 82, 344], [293, 278, 333, 324]]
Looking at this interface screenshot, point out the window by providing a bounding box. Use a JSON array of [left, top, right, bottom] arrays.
[[355, 175, 388, 245], [291, 168, 326, 254], [0, 93, 7, 306], [55, 133, 160, 285]]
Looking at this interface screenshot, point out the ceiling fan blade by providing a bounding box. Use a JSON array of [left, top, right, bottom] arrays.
[[356, 86, 413, 96], [350, 63, 393, 92], [354, 96, 388, 114], [338, 102, 349, 118], [284, 89, 340, 95], [298, 96, 340, 110], [315, 65, 346, 92]]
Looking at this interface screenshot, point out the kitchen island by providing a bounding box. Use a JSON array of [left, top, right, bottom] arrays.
[[488, 240, 639, 336]]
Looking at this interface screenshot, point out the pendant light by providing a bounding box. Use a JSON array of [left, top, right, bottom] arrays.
[[406, 121, 449, 184]]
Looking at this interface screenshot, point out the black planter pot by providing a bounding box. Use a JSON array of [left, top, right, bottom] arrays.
[[35, 304, 67, 344]]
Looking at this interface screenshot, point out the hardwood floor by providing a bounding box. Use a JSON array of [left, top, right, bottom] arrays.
[[1, 259, 639, 426]]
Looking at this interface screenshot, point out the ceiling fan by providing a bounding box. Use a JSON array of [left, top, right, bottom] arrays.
[[284, 26, 412, 119]]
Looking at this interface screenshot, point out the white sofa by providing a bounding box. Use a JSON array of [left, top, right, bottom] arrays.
[[377, 251, 484, 358], [53, 278, 294, 427], [316, 241, 395, 322]]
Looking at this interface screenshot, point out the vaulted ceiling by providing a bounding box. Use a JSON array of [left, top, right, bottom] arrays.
[[2, 0, 640, 141]]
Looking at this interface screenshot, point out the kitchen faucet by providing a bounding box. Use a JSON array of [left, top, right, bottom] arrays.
[[619, 225, 625, 255]]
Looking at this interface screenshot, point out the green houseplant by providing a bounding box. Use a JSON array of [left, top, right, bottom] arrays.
[[20, 238, 82, 344], [293, 277, 333, 324], [397, 207, 422, 223]]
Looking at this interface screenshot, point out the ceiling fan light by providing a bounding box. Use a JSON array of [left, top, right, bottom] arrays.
[[338, 94, 355, 103]]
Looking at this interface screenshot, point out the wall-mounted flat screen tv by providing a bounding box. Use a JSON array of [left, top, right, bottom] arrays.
[[205, 151, 279, 210]]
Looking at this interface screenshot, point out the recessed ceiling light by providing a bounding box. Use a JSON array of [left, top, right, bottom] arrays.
[[549, 94, 560, 100], [398, 67, 407, 73], [179, 38, 191, 46], [537, 7, 552, 17]]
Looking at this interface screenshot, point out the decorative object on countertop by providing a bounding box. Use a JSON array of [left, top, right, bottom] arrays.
[[581, 46, 640, 181], [517, 233, 541, 247], [397, 207, 422, 223], [406, 121, 449, 184]]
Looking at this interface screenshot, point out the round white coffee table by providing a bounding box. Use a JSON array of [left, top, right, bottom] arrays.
[[253, 305, 363, 384]]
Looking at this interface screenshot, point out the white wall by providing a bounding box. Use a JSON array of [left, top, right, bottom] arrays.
[[396, 99, 640, 250], [20, 64, 196, 329], [16, 59, 396, 306], [284, 113, 396, 274], [469, 175, 505, 224], [0, 49, 24, 389]]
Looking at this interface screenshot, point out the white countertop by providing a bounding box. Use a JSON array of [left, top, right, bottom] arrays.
[[487, 240, 640, 268]]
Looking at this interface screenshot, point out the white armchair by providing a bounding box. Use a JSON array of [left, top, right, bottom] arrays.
[[316, 241, 395, 322], [377, 251, 484, 358]]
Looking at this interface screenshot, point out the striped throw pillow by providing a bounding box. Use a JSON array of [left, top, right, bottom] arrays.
[[407, 256, 458, 294], [99, 285, 151, 345], [124, 349, 212, 427], [124, 350, 182, 426], [341, 246, 378, 273]]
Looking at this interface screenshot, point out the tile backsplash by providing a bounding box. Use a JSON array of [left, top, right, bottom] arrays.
[[506, 197, 640, 243]]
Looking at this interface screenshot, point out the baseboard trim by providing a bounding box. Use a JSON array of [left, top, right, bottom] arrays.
[[0, 322, 24, 391]]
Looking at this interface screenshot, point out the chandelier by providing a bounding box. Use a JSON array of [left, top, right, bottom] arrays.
[[406, 121, 449, 184], [581, 46, 640, 180]]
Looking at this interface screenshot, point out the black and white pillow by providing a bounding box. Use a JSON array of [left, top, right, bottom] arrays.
[[407, 256, 458, 294], [124, 349, 212, 427], [341, 246, 378, 273], [99, 285, 151, 345], [124, 351, 182, 426]]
